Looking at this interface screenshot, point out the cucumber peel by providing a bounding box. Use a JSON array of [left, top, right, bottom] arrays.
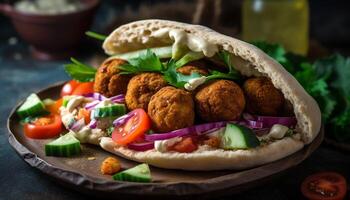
[[221, 123, 260, 149], [113, 163, 151, 182], [17, 93, 48, 119], [45, 132, 81, 157], [93, 104, 126, 118]]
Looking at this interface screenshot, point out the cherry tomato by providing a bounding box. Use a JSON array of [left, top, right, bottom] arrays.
[[112, 109, 151, 145], [24, 114, 63, 139], [301, 172, 347, 200], [46, 98, 63, 114], [61, 80, 80, 96], [77, 108, 91, 124], [169, 137, 198, 153], [72, 82, 94, 96]]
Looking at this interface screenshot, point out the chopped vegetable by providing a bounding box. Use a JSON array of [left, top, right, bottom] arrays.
[[145, 121, 228, 141], [71, 82, 94, 96], [220, 123, 260, 149], [77, 108, 91, 124], [61, 80, 80, 96], [301, 172, 347, 200], [112, 109, 151, 145], [45, 132, 81, 157], [168, 137, 198, 153], [100, 157, 121, 175], [17, 93, 48, 119], [24, 114, 63, 139], [174, 51, 204, 68], [128, 141, 154, 151], [113, 163, 151, 183], [93, 104, 126, 118], [64, 58, 96, 82], [46, 98, 63, 114], [85, 31, 107, 41]]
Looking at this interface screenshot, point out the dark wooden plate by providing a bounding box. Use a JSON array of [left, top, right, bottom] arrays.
[[7, 82, 324, 198]]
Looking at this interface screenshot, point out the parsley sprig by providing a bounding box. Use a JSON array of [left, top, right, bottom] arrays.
[[64, 58, 97, 82]]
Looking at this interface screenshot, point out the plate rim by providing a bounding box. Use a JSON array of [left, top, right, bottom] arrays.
[[7, 82, 324, 196]]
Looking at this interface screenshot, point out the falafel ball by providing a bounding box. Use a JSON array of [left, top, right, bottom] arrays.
[[125, 72, 168, 111], [148, 86, 195, 132], [243, 77, 285, 116], [94, 59, 131, 97], [177, 62, 209, 76], [195, 80, 245, 122]]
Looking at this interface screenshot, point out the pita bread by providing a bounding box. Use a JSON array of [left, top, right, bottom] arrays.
[[100, 19, 321, 170]]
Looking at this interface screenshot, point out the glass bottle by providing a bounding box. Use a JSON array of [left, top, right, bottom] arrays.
[[242, 0, 309, 55]]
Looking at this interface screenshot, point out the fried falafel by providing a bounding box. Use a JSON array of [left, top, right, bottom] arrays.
[[195, 80, 246, 122], [94, 59, 131, 97], [177, 61, 209, 76], [125, 72, 168, 111], [148, 86, 195, 132], [243, 77, 285, 116]]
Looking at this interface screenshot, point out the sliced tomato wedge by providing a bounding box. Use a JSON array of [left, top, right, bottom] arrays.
[[301, 172, 347, 200], [169, 137, 198, 153], [112, 109, 151, 145], [61, 80, 80, 97], [72, 82, 94, 96], [24, 114, 63, 139]]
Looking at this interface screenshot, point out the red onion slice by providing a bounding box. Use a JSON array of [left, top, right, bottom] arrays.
[[84, 93, 107, 101], [113, 112, 135, 127], [88, 119, 98, 129], [110, 94, 125, 103], [243, 113, 297, 128], [145, 121, 229, 141], [127, 141, 155, 151], [70, 118, 85, 132], [84, 100, 99, 110]]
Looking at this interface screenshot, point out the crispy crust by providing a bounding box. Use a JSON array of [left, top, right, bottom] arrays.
[[100, 19, 321, 170]]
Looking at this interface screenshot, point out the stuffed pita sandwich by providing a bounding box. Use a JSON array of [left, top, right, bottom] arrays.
[[62, 19, 321, 171]]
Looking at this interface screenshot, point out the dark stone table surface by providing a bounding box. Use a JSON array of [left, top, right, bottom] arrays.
[[1, 2, 350, 199]]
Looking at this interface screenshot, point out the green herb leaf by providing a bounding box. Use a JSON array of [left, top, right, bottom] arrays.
[[64, 57, 97, 82], [208, 51, 240, 81], [118, 49, 164, 74], [163, 59, 202, 88], [252, 41, 287, 63], [85, 31, 107, 41], [175, 51, 204, 68]]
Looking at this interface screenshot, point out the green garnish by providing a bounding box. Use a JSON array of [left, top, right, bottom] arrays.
[[175, 51, 204, 68], [85, 31, 107, 41], [118, 49, 165, 74], [64, 57, 97, 82], [163, 60, 202, 88], [206, 51, 241, 81], [107, 126, 114, 137], [254, 41, 350, 142]]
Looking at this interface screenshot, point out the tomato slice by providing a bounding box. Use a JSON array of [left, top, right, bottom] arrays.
[[72, 82, 94, 96], [61, 80, 80, 97], [301, 172, 347, 200], [112, 109, 151, 145], [24, 114, 63, 139], [46, 98, 63, 114], [168, 137, 198, 153]]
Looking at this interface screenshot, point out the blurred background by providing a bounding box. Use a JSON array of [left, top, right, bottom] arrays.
[[0, 0, 349, 61]]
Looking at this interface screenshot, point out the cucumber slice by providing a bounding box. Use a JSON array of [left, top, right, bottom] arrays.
[[93, 104, 126, 118], [108, 46, 172, 61], [45, 132, 81, 157], [17, 93, 47, 119], [221, 123, 260, 150], [113, 164, 151, 182]]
